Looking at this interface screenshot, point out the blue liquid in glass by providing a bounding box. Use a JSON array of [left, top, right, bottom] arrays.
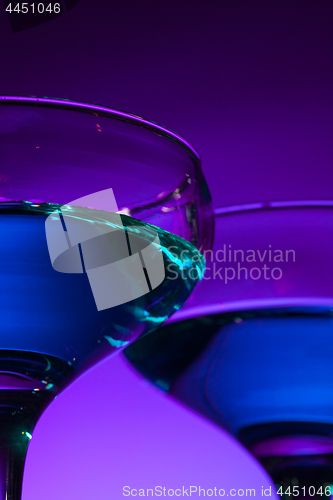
[[0, 200, 204, 432]]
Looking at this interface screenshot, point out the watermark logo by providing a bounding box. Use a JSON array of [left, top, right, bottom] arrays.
[[45, 188, 165, 311], [167, 244, 296, 283]]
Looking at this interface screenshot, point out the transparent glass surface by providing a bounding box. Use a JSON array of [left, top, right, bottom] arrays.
[[0, 96, 213, 500], [125, 203, 333, 499]]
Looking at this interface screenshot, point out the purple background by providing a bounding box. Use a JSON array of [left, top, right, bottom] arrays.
[[0, 1, 333, 498]]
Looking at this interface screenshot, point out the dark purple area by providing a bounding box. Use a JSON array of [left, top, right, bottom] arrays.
[[0, 1, 332, 498], [3, 1, 65, 33], [3, 0, 81, 33], [63, 0, 80, 12], [1, 0, 332, 206]]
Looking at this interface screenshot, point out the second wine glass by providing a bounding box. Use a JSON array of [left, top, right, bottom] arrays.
[[125, 201, 333, 499]]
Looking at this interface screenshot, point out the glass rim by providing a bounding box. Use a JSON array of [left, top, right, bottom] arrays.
[[214, 199, 333, 217], [165, 299, 333, 324], [0, 95, 201, 163]]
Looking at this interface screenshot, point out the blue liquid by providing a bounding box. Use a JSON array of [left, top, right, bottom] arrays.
[[0, 201, 204, 392]]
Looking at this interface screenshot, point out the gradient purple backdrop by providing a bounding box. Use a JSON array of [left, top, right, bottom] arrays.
[[0, 1, 333, 498]]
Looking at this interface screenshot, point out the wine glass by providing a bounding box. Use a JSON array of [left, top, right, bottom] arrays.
[[0, 95, 214, 500], [124, 201, 333, 499]]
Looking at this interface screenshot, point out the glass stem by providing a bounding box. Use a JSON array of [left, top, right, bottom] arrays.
[[0, 389, 52, 500], [0, 440, 28, 500], [0, 423, 32, 500]]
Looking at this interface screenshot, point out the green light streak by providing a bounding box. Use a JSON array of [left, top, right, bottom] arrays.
[[104, 336, 129, 348]]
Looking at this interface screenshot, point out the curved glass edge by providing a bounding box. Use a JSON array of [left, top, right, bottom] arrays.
[[123, 305, 333, 393], [0, 95, 215, 253], [160, 298, 333, 324], [0, 95, 201, 163], [215, 199, 333, 217]]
